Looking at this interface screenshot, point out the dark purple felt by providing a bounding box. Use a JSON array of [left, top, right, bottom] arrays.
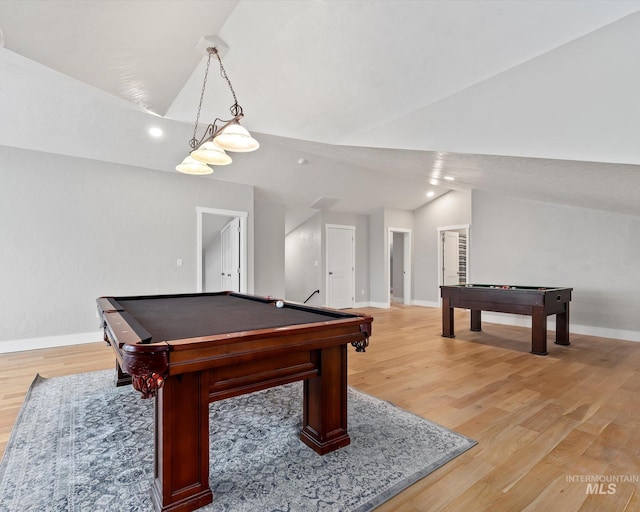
[[116, 294, 344, 342]]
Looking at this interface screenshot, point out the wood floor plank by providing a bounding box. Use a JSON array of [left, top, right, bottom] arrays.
[[1, 304, 639, 512]]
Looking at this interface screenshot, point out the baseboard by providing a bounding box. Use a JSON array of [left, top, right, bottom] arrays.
[[412, 300, 440, 308], [475, 312, 640, 343], [0, 330, 103, 354], [570, 324, 640, 343], [353, 301, 388, 308], [369, 301, 390, 309]]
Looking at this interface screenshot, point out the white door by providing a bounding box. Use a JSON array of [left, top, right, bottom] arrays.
[[220, 217, 240, 292], [326, 225, 355, 309], [443, 231, 460, 285]]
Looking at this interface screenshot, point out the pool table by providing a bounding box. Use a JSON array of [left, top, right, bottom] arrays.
[[440, 284, 572, 355], [97, 292, 373, 512]]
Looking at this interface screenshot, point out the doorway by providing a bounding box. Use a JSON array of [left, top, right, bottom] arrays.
[[325, 224, 355, 309], [437, 225, 469, 292], [196, 207, 248, 293], [388, 228, 412, 307], [220, 217, 241, 292]]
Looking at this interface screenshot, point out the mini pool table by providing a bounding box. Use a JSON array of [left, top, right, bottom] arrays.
[[97, 292, 373, 512], [440, 284, 572, 355]]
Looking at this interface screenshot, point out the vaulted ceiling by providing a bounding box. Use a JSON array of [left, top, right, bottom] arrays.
[[1, 0, 639, 230]]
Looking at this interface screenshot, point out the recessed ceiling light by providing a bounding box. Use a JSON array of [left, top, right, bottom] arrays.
[[444, 176, 455, 181], [149, 127, 163, 138], [426, 191, 435, 198]]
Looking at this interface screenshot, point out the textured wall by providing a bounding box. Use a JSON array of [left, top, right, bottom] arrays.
[[0, 146, 254, 345], [471, 190, 640, 340], [413, 190, 472, 305], [254, 200, 285, 298], [321, 210, 370, 306], [285, 213, 322, 305]]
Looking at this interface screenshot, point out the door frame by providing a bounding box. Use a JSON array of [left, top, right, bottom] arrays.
[[196, 207, 248, 293], [387, 227, 412, 307], [220, 217, 241, 292], [437, 224, 470, 304], [325, 223, 356, 309]]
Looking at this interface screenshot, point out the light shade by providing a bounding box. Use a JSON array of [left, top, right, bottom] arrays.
[[176, 156, 213, 175], [214, 121, 260, 152], [190, 141, 232, 165]]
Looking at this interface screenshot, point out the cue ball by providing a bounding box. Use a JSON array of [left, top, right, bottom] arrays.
[[275, 300, 284, 308]]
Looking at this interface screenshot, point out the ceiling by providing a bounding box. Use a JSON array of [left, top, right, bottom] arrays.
[[1, 0, 640, 231]]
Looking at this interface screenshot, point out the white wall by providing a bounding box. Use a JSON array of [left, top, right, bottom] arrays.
[[254, 200, 285, 298], [413, 190, 472, 306], [285, 210, 370, 307], [471, 190, 640, 341], [285, 213, 322, 305], [368, 208, 415, 307], [0, 145, 254, 351], [384, 209, 414, 306], [368, 209, 386, 305], [4, 142, 636, 354]]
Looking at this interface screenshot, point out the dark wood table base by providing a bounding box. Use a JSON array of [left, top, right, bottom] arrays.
[[98, 292, 372, 512], [441, 285, 572, 355]]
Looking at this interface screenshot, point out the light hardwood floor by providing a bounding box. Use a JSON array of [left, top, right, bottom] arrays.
[[1, 305, 638, 511]]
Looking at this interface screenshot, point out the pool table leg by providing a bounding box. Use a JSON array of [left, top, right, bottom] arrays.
[[531, 306, 548, 356], [441, 298, 455, 337], [301, 344, 350, 455], [151, 372, 213, 512], [555, 305, 571, 346], [470, 310, 482, 332]]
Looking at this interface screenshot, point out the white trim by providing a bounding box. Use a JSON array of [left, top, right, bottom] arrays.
[[387, 227, 412, 308], [471, 312, 640, 343], [369, 301, 391, 309], [0, 331, 103, 354], [352, 301, 391, 309], [412, 299, 440, 308], [571, 324, 640, 343], [196, 207, 248, 293]]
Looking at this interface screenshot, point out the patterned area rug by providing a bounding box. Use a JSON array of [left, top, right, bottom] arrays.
[[0, 370, 476, 511]]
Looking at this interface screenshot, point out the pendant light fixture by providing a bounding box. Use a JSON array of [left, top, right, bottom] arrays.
[[176, 40, 259, 175]]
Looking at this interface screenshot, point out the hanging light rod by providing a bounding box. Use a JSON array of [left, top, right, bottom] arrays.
[[176, 40, 259, 175]]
